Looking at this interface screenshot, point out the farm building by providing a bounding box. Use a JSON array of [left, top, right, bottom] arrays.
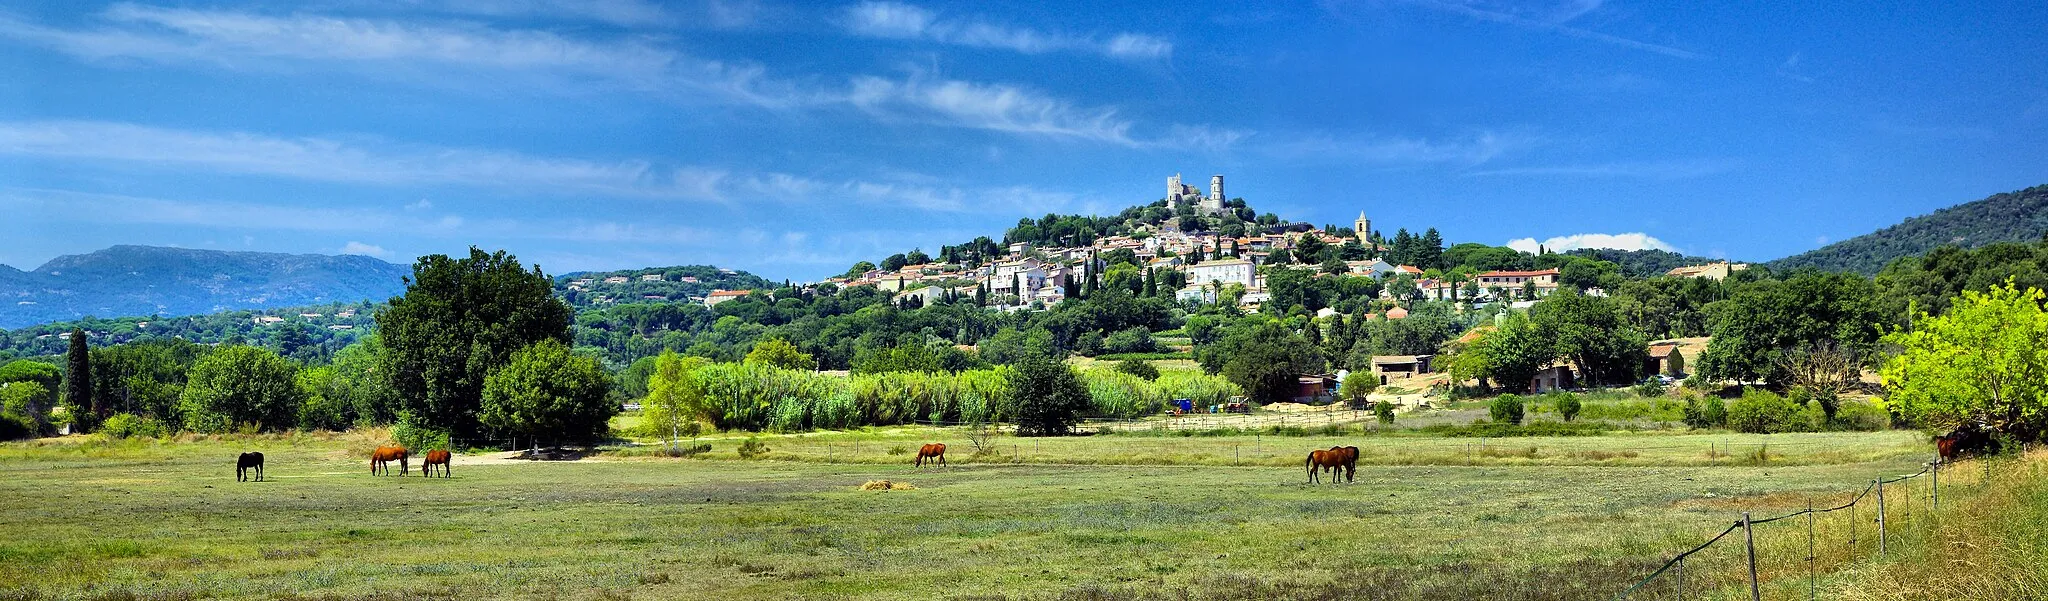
[[1292, 374, 1338, 404], [1530, 364, 1575, 393], [1370, 354, 1433, 384], [1647, 345, 1681, 375]]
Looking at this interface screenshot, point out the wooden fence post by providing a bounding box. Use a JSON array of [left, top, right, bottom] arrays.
[[1877, 479, 1888, 557], [1932, 459, 1940, 511], [1674, 556, 1684, 601], [1743, 512, 1761, 601]]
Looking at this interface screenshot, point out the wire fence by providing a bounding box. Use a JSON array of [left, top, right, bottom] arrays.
[[1610, 453, 2003, 600]]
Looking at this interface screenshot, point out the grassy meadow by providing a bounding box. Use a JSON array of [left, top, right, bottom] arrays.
[[3, 424, 2031, 601]]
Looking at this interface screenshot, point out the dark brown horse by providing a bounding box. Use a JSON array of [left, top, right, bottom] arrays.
[[422, 449, 452, 478], [236, 452, 264, 482], [1935, 424, 2000, 462], [371, 446, 409, 476], [915, 443, 947, 467], [1327, 445, 1359, 483], [1306, 449, 1347, 484]]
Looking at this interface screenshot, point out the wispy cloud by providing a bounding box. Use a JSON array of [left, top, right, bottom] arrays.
[[339, 241, 394, 258], [1465, 157, 1738, 179], [394, 0, 679, 27], [1266, 130, 1532, 166], [0, 4, 811, 108], [849, 74, 1138, 144], [1388, 0, 1702, 60], [1505, 232, 1676, 254], [1776, 52, 1814, 83], [842, 1, 1171, 60]]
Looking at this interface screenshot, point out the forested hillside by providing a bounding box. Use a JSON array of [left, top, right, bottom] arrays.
[[0, 246, 411, 328], [1768, 184, 2048, 275]]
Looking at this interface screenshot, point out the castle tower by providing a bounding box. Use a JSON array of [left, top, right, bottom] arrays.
[[1167, 174, 1182, 200], [1209, 175, 1224, 202], [1354, 211, 1372, 244]]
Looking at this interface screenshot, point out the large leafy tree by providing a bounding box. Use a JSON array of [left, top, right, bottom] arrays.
[[641, 350, 710, 449], [379, 248, 573, 439], [1529, 289, 1649, 386], [1199, 318, 1325, 403], [178, 345, 305, 433], [480, 339, 616, 446], [744, 338, 814, 370], [1699, 272, 1888, 385], [1881, 282, 2048, 441], [1007, 354, 1090, 436], [89, 339, 207, 425], [1458, 313, 1555, 394]]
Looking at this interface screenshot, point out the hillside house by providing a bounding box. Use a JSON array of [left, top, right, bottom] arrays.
[[640, 274, 664, 282], [1186, 258, 1257, 292], [1476, 269, 1562, 298], [1370, 355, 1434, 384], [1666, 262, 1749, 280], [603, 276, 630, 284], [704, 289, 751, 307]]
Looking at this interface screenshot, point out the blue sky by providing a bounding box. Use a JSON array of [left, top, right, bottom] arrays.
[[2, 0, 2044, 280]]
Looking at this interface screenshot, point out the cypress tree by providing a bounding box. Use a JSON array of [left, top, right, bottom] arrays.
[[64, 327, 95, 431]]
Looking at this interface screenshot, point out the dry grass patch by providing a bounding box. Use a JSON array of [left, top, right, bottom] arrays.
[[860, 479, 916, 491]]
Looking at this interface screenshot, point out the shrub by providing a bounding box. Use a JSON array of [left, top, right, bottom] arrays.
[[1726, 388, 1810, 434], [0, 412, 37, 441], [737, 438, 770, 459], [1633, 379, 1666, 398], [1489, 395, 1526, 425], [1113, 358, 1160, 381], [1683, 396, 1727, 429], [100, 412, 166, 439], [1375, 401, 1395, 425], [1551, 393, 1582, 422], [392, 417, 453, 452], [1833, 399, 1889, 431], [662, 443, 711, 458], [1103, 327, 1157, 355], [1010, 355, 1091, 436]]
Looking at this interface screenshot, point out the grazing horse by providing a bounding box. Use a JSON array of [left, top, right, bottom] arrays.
[[236, 452, 264, 482], [422, 449, 452, 478], [1935, 424, 2000, 462], [1306, 449, 1347, 484], [915, 443, 947, 467], [370, 446, 410, 476], [1327, 445, 1359, 483]]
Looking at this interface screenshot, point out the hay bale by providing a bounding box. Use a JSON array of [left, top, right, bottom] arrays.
[[859, 480, 915, 491]]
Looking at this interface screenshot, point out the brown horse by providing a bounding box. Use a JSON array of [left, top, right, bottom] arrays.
[[370, 446, 409, 476], [1935, 424, 2000, 462], [422, 449, 452, 478], [1327, 445, 1359, 483], [1306, 449, 1347, 484], [915, 443, 947, 467], [236, 452, 264, 482]]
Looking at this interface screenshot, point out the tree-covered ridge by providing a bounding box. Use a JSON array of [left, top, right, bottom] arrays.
[[553, 265, 775, 308], [1767, 184, 2048, 275], [0, 301, 379, 362], [0, 245, 412, 329], [1564, 248, 1736, 279]]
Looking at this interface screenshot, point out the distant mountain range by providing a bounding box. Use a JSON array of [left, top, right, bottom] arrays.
[[0, 246, 412, 329], [1768, 184, 2048, 275]]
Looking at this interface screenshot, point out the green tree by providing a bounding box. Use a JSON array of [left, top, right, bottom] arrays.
[[178, 346, 306, 433], [0, 360, 60, 431], [1338, 373, 1377, 404], [379, 248, 574, 439], [1700, 272, 1887, 386], [480, 339, 616, 446], [1881, 283, 2048, 440], [1200, 319, 1324, 403], [1114, 358, 1160, 380], [64, 328, 94, 431], [1489, 395, 1525, 425], [295, 366, 354, 431], [641, 350, 710, 450], [328, 336, 398, 425], [1464, 313, 1555, 394], [1008, 354, 1090, 436], [745, 338, 814, 370], [1529, 289, 1649, 386]]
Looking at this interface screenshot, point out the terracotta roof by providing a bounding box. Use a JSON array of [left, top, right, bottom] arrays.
[[1648, 345, 1678, 358], [707, 289, 751, 298], [1478, 269, 1560, 278]]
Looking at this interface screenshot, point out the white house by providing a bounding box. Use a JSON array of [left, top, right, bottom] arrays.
[[1185, 258, 1257, 291]]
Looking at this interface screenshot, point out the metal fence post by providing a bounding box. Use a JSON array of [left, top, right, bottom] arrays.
[[1807, 500, 1817, 601], [1932, 459, 1940, 511], [1674, 556, 1684, 601], [1877, 479, 1888, 557], [1743, 512, 1761, 601]]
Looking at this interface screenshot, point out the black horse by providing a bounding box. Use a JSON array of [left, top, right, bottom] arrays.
[[237, 452, 265, 482]]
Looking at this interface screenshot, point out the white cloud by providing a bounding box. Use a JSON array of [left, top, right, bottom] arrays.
[[406, 0, 680, 27], [848, 74, 1137, 144], [1506, 233, 1676, 254], [339, 241, 393, 258], [841, 1, 1170, 60], [1389, 0, 1701, 59], [0, 4, 807, 108], [1268, 130, 1531, 166]]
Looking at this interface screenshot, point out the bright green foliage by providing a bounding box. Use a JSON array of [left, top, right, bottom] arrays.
[[89, 339, 207, 425], [641, 350, 710, 446], [380, 248, 574, 439], [0, 381, 51, 438], [1683, 396, 1727, 429], [1103, 327, 1155, 355], [1530, 290, 1648, 386], [1881, 282, 2048, 440], [1463, 313, 1555, 394], [1338, 373, 1377, 403], [1488, 396, 1525, 425], [1153, 371, 1241, 408], [1375, 400, 1396, 424], [294, 366, 354, 431], [480, 339, 615, 445], [327, 336, 398, 425], [1009, 355, 1090, 436], [1726, 388, 1811, 434], [1699, 272, 1887, 386], [744, 338, 813, 370], [392, 417, 453, 452], [1080, 369, 1163, 419], [1114, 358, 1160, 380], [99, 412, 167, 439], [178, 346, 305, 433], [1551, 393, 1582, 422]]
